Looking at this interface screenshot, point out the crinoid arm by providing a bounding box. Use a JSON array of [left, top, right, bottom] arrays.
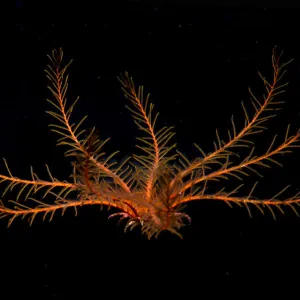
[[0, 158, 78, 226], [116, 72, 190, 238], [117, 72, 177, 197], [169, 48, 300, 220], [45, 49, 132, 193], [0, 49, 138, 227], [172, 48, 294, 184]]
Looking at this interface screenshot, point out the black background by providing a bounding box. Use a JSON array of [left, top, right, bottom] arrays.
[[1, 0, 300, 297]]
